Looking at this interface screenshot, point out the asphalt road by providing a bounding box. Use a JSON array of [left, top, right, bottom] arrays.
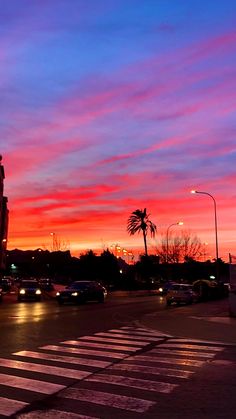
[[0, 292, 165, 356], [0, 293, 236, 418]]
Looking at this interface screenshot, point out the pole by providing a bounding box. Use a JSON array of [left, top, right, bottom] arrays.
[[166, 222, 183, 263], [191, 190, 219, 280]]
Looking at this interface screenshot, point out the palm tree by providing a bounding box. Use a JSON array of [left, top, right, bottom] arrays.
[[127, 208, 157, 256]]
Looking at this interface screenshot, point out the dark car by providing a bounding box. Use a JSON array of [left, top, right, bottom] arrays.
[[56, 280, 107, 305], [0, 277, 12, 292], [18, 280, 42, 302]]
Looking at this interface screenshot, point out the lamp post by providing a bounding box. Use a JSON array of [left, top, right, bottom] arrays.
[[191, 190, 218, 261], [191, 190, 219, 280], [166, 221, 183, 263]]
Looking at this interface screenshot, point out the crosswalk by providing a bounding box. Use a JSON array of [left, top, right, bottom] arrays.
[[0, 326, 228, 418]]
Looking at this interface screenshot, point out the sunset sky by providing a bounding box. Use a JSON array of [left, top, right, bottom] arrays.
[[1, 0, 236, 261]]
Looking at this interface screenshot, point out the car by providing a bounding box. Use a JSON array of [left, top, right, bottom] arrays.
[[166, 283, 198, 306], [56, 280, 107, 305], [17, 280, 42, 302], [0, 277, 12, 292]]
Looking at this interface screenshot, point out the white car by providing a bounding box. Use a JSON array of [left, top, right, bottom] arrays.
[[166, 283, 198, 306]]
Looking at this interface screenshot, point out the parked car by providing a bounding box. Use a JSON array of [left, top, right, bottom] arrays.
[[166, 283, 198, 306], [0, 277, 12, 292], [56, 280, 107, 305], [17, 280, 42, 302]]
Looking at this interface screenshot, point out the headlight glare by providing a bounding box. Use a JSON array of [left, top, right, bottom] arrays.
[[19, 289, 26, 295]]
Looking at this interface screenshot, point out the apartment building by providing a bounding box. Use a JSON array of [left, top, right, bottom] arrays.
[[0, 155, 9, 272]]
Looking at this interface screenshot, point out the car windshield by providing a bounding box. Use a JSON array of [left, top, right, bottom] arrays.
[[21, 281, 38, 288], [68, 282, 91, 290], [171, 284, 192, 291]]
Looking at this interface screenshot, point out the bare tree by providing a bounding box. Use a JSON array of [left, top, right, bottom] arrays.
[[156, 230, 203, 263]]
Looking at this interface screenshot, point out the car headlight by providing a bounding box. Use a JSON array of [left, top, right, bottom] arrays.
[[71, 292, 78, 296], [159, 287, 163, 293], [36, 289, 41, 295], [56, 292, 60, 296], [19, 289, 26, 295]]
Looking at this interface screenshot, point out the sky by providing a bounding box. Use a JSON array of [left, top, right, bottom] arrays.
[[1, 0, 236, 261]]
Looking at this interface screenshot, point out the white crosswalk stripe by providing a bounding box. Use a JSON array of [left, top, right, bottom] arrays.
[[60, 387, 156, 413], [85, 373, 178, 393], [39, 344, 128, 359], [108, 362, 194, 378], [127, 354, 205, 367], [0, 372, 65, 393], [0, 327, 228, 417], [0, 397, 28, 417], [150, 348, 217, 358], [13, 350, 111, 368], [95, 331, 162, 342], [18, 409, 99, 418], [0, 357, 91, 380], [158, 343, 224, 351], [60, 339, 142, 352], [77, 335, 149, 346]]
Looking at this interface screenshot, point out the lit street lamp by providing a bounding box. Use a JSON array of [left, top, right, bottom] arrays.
[[166, 221, 183, 263], [191, 190, 219, 262]]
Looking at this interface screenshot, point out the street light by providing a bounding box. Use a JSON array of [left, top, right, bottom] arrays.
[[191, 190, 219, 262], [166, 221, 184, 263]]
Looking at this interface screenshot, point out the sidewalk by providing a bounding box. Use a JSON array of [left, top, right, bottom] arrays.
[[141, 297, 236, 345]]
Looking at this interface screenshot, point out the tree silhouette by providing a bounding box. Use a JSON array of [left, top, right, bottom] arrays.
[[127, 208, 157, 256]]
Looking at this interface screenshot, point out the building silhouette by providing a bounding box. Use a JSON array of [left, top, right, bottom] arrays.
[[0, 155, 9, 273]]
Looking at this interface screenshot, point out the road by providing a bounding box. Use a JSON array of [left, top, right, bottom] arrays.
[[0, 292, 236, 418]]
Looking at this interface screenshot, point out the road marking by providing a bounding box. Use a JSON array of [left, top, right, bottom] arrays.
[[0, 396, 28, 417], [13, 350, 111, 368], [61, 340, 141, 352], [60, 387, 155, 413], [78, 335, 148, 346], [168, 338, 226, 344], [108, 363, 194, 378], [2, 327, 228, 418], [109, 328, 165, 338], [0, 372, 64, 394], [127, 354, 205, 367], [190, 316, 236, 325], [95, 332, 161, 342], [0, 357, 91, 380], [159, 343, 224, 351], [18, 409, 99, 418], [40, 345, 127, 359], [150, 348, 216, 358], [86, 373, 178, 393], [121, 326, 170, 336]]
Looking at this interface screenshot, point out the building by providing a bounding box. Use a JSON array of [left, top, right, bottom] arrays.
[[0, 155, 9, 272]]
